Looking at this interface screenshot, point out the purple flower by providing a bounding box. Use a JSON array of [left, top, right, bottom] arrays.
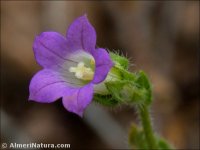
[[29, 15, 113, 116]]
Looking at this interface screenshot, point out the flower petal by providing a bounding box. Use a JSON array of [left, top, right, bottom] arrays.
[[92, 48, 114, 84], [62, 84, 94, 117], [33, 32, 74, 68], [66, 15, 96, 52], [29, 69, 70, 103]]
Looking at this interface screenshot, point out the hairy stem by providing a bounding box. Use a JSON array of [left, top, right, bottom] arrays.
[[138, 105, 157, 149]]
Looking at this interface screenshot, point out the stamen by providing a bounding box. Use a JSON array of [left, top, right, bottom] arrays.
[[90, 58, 95, 65], [69, 62, 94, 81]]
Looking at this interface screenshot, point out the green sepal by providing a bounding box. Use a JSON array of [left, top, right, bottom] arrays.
[[135, 71, 151, 91], [93, 94, 120, 107], [118, 67, 136, 81], [96, 53, 152, 106], [105, 80, 130, 103], [110, 52, 129, 70], [134, 71, 152, 105], [105, 71, 152, 106]]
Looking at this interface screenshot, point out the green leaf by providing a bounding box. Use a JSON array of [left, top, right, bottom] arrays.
[[129, 124, 174, 150], [157, 137, 174, 149], [129, 123, 148, 149]]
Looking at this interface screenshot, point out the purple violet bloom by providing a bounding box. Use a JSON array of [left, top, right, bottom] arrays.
[[29, 15, 113, 117]]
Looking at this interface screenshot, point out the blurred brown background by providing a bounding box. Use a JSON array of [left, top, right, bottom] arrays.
[[1, 1, 199, 149]]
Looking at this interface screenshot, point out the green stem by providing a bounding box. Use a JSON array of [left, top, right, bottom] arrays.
[[138, 105, 157, 149]]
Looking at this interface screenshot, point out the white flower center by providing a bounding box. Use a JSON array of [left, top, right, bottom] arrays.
[[69, 61, 94, 81]]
